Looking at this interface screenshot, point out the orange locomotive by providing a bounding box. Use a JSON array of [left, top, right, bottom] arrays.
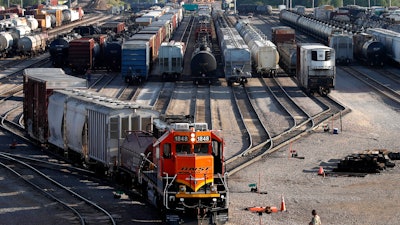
[[119, 120, 229, 224]]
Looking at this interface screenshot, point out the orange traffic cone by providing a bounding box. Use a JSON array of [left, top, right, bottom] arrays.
[[318, 166, 325, 176], [280, 194, 286, 212]]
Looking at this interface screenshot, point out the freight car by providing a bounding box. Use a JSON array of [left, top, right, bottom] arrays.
[[280, 10, 353, 65], [68, 37, 100, 72], [0, 30, 18, 57], [23, 68, 228, 224], [237, 4, 272, 16], [296, 43, 336, 96], [16, 33, 48, 56], [119, 120, 229, 224], [191, 7, 218, 84], [158, 40, 185, 80], [49, 32, 82, 67], [121, 39, 150, 84], [271, 26, 297, 75], [104, 37, 123, 72], [23, 68, 158, 169], [353, 32, 385, 66], [215, 12, 252, 85], [235, 19, 279, 77], [122, 5, 181, 84], [366, 28, 400, 65]]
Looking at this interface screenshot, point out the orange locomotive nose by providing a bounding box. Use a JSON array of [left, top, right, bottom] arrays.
[[175, 155, 214, 192]]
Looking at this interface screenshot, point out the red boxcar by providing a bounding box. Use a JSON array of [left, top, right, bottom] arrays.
[[23, 68, 87, 143], [68, 37, 100, 72]]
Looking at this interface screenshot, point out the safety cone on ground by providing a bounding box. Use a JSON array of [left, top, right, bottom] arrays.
[[280, 194, 286, 212], [318, 166, 325, 176]]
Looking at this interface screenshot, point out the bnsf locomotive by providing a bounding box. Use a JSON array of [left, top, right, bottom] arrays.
[[119, 121, 229, 224]]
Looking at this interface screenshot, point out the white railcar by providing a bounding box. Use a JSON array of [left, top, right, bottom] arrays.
[[158, 41, 185, 80], [214, 11, 252, 85], [296, 43, 336, 95], [366, 28, 400, 64], [48, 89, 159, 169], [236, 19, 279, 76]]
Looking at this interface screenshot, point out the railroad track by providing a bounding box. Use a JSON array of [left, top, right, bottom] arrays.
[[0, 152, 116, 225], [194, 85, 211, 125], [165, 81, 196, 116], [225, 76, 348, 176], [341, 66, 400, 105]]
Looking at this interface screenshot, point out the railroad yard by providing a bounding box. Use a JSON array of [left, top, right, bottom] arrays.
[[1, 1, 400, 225]]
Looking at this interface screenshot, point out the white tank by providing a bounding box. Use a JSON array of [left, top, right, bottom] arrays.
[[14, 25, 32, 37], [26, 15, 39, 30], [0, 32, 15, 51], [12, 17, 28, 27]]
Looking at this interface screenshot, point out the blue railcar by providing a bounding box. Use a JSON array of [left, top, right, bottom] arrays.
[[121, 40, 150, 84]]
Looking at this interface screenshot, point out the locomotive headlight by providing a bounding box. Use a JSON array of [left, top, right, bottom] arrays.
[[221, 195, 225, 199], [191, 133, 195, 143], [179, 185, 186, 193], [212, 198, 217, 202], [210, 185, 217, 193]]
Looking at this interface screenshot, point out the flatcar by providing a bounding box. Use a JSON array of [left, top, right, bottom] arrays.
[[296, 43, 336, 96], [235, 19, 279, 77], [119, 120, 229, 224], [214, 12, 252, 85]]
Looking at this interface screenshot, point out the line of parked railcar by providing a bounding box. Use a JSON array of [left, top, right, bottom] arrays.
[[23, 68, 229, 224], [279, 9, 353, 65], [49, 22, 126, 70], [366, 28, 400, 65], [271, 26, 336, 95], [279, 9, 387, 67], [122, 5, 184, 84], [235, 19, 279, 77], [0, 5, 84, 58], [190, 4, 218, 84], [214, 11, 252, 86]]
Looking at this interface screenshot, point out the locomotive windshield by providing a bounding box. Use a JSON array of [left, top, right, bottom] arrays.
[[194, 143, 209, 154], [176, 143, 191, 154]]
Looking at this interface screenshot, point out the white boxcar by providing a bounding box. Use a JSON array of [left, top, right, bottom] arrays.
[[366, 28, 400, 64], [158, 41, 185, 80], [296, 43, 336, 95], [48, 89, 159, 168]]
